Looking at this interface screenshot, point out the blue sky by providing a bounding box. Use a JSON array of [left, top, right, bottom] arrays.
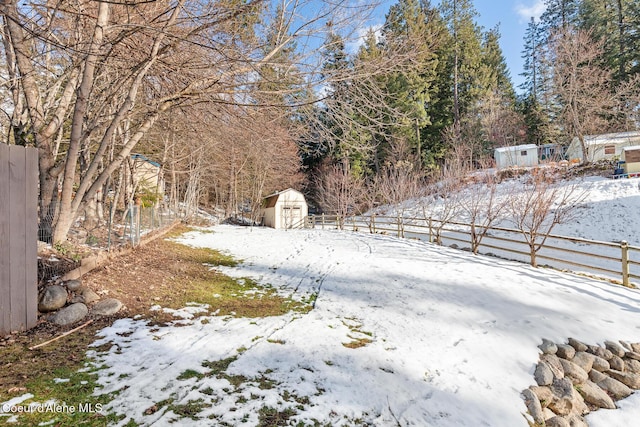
[[472, 0, 546, 90], [366, 0, 547, 92]]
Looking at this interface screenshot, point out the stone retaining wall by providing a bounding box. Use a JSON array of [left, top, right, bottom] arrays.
[[523, 338, 640, 426]]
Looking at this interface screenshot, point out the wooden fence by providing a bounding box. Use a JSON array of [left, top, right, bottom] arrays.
[[0, 144, 38, 335], [304, 213, 640, 288]]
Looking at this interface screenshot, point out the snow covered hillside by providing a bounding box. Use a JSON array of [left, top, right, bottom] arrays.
[[86, 223, 640, 426]]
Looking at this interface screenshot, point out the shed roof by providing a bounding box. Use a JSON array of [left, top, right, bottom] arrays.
[[263, 188, 305, 208], [582, 131, 640, 145], [495, 144, 537, 153]]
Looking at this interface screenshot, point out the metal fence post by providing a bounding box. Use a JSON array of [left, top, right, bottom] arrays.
[[621, 240, 630, 286], [428, 217, 433, 243], [371, 214, 376, 234]]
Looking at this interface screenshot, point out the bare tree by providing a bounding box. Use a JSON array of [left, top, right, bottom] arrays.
[[314, 159, 365, 228], [549, 27, 639, 163], [507, 170, 586, 267]]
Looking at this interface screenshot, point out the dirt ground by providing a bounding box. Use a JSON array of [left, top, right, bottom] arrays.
[[0, 225, 206, 398]]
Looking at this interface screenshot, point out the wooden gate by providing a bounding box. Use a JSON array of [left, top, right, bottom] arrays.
[[0, 144, 38, 335]]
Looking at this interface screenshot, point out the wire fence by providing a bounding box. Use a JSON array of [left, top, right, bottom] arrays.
[[305, 213, 640, 288], [37, 203, 179, 284]]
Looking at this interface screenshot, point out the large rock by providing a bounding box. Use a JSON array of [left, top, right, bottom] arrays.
[[568, 338, 588, 352], [566, 414, 589, 427], [49, 303, 88, 326], [631, 343, 640, 353], [625, 351, 640, 361], [576, 380, 616, 409], [625, 359, 640, 374], [522, 388, 545, 424], [559, 359, 588, 384], [606, 370, 640, 389], [571, 352, 595, 372], [591, 356, 610, 372], [38, 285, 68, 312], [597, 376, 633, 400], [541, 354, 565, 380], [79, 287, 100, 304], [609, 355, 625, 371], [588, 345, 614, 361], [557, 344, 576, 360], [534, 362, 555, 386], [604, 340, 626, 358], [92, 298, 123, 316], [588, 370, 607, 383], [539, 338, 558, 355], [549, 378, 579, 416], [63, 279, 83, 292], [546, 416, 570, 427]]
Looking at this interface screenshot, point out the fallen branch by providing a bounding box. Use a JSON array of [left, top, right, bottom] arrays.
[[29, 320, 94, 350]]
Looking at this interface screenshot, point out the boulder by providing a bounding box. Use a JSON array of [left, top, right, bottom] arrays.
[[38, 285, 68, 312], [624, 359, 640, 374], [604, 340, 627, 358], [557, 344, 576, 360], [530, 385, 554, 404], [571, 352, 595, 372], [568, 338, 588, 352], [534, 362, 555, 386], [92, 298, 123, 316], [539, 338, 558, 354], [609, 355, 625, 371], [576, 380, 616, 409], [566, 414, 589, 427], [49, 303, 88, 326], [588, 370, 607, 384], [541, 354, 565, 379], [559, 359, 588, 384], [588, 345, 613, 361], [522, 388, 545, 424], [606, 370, 640, 389], [63, 279, 83, 292], [631, 343, 640, 354], [546, 416, 570, 427], [80, 287, 100, 304], [597, 376, 633, 400], [625, 351, 640, 361], [549, 378, 578, 416], [591, 356, 610, 372]]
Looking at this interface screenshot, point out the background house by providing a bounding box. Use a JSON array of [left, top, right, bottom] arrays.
[[261, 188, 308, 229], [565, 131, 640, 163], [125, 154, 164, 205], [494, 144, 539, 169]]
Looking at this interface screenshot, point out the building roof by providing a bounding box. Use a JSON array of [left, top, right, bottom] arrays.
[[582, 131, 640, 145], [494, 144, 537, 153], [263, 188, 305, 208], [131, 153, 161, 168]]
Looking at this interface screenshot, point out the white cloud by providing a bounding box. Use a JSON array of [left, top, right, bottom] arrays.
[[515, 0, 546, 22]]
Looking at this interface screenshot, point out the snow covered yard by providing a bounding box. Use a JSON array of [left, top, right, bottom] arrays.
[[88, 225, 640, 426]]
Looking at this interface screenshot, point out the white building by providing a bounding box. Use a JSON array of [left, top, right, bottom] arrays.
[[261, 188, 308, 229], [565, 131, 640, 163], [494, 144, 539, 170]]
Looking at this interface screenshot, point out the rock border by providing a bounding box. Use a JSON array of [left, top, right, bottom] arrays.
[[523, 338, 640, 426]]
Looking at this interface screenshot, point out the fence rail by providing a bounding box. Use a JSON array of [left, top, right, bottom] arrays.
[[304, 213, 639, 287]]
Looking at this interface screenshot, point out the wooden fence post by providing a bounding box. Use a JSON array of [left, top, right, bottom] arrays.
[[428, 217, 433, 243], [371, 214, 376, 234], [621, 240, 630, 287], [0, 144, 38, 336]]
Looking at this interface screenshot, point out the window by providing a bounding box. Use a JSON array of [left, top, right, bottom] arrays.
[[604, 145, 615, 155], [520, 150, 528, 156]]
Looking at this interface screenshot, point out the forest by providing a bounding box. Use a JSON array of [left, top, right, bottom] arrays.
[[1, 0, 639, 243]]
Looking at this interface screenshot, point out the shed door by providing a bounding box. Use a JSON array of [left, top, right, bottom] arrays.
[[282, 206, 302, 228]]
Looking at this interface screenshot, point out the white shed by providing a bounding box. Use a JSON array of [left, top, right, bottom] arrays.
[[261, 188, 308, 229], [565, 131, 640, 163], [494, 144, 539, 169]]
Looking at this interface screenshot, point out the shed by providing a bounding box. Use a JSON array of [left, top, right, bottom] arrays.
[[494, 144, 539, 169], [124, 153, 165, 201], [565, 131, 640, 163], [621, 146, 640, 174], [261, 188, 308, 229]]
